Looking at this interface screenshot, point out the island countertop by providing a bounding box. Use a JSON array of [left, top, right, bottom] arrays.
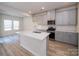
[[20, 31, 49, 56], [19, 31, 49, 40]]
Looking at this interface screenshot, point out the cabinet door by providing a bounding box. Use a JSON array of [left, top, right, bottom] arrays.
[[33, 13, 47, 25], [42, 14, 47, 25], [50, 11, 55, 20], [56, 8, 76, 26], [32, 15, 42, 25], [47, 10, 55, 20]]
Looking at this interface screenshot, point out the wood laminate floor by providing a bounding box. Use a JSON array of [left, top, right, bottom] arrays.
[[0, 35, 78, 56], [48, 40, 78, 56]]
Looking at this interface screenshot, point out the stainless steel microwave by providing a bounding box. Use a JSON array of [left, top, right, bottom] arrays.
[[47, 20, 55, 25]]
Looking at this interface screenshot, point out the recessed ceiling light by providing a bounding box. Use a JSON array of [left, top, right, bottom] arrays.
[[41, 7, 45, 10]]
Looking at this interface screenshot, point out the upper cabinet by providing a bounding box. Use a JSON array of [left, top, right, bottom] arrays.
[[56, 6, 77, 26], [32, 6, 77, 26], [32, 10, 56, 25], [47, 10, 55, 20], [32, 12, 47, 25]]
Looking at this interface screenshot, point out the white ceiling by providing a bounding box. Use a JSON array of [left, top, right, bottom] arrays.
[[0, 2, 76, 16]]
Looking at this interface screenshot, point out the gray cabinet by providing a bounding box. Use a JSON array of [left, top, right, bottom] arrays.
[[55, 6, 77, 45], [55, 31, 78, 45], [56, 7, 77, 26]]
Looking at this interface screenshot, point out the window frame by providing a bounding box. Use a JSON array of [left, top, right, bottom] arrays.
[[13, 20, 20, 30]]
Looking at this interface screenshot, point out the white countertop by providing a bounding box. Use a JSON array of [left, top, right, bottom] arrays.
[[20, 31, 49, 40]]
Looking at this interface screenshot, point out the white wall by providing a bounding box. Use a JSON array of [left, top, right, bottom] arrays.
[[0, 14, 2, 36], [23, 16, 34, 31]]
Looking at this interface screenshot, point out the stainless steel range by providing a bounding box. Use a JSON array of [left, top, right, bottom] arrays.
[[47, 20, 56, 40]]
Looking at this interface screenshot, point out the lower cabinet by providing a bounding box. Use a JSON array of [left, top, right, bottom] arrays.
[[55, 31, 78, 45]]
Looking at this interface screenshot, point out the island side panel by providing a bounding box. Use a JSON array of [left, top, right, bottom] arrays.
[[41, 36, 49, 56], [20, 35, 48, 56]]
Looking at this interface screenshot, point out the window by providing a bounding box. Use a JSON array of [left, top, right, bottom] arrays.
[[4, 20, 12, 31], [4, 20, 20, 31], [13, 20, 19, 30]]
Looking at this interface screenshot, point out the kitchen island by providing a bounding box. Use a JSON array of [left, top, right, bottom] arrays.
[[19, 31, 49, 56]]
